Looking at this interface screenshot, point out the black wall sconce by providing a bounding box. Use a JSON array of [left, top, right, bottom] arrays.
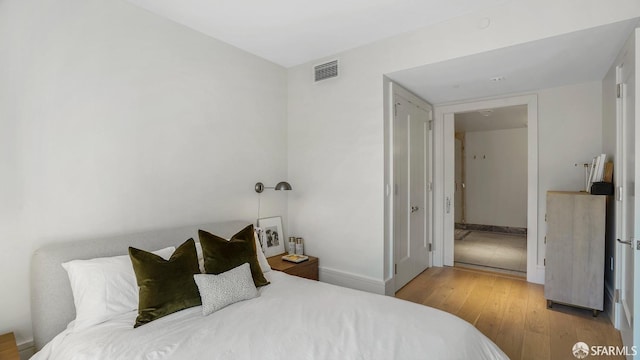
[[254, 181, 292, 193]]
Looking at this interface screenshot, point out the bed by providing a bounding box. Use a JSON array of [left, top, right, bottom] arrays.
[[30, 220, 508, 360]]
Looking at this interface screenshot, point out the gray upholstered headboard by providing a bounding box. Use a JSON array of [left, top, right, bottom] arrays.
[[30, 220, 250, 350]]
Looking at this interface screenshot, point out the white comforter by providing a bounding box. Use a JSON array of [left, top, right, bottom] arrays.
[[34, 271, 507, 360]]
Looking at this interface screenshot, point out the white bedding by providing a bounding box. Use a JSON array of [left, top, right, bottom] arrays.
[[34, 271, 507, 360]]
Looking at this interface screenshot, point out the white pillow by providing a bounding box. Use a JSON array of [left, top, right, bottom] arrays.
[[193, 263, 258, 315], [62, 246, 175, 331], [194, 230, 270, 274], [194, 242, 206, 273], [253, 230, 271, 273]]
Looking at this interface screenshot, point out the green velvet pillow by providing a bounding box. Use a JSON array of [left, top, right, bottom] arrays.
[[129, 238, 202, 328], [199, 224, 269, 287]]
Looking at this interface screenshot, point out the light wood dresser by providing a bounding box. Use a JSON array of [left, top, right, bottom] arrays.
[[544, 191, 606, 316]]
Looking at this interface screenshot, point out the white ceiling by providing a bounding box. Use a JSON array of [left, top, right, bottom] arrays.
[[126, 0, 508, 68], [387, 19, 639, 104], [124, 1, 637, 105], [455, 105, 527, 132]]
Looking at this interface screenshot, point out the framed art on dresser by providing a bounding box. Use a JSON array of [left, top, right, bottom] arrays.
[[257, 216, 285, 257]]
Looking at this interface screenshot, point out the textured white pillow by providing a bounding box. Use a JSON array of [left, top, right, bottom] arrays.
[[62, 246, 175, 331], [193, 263, 258, 315], [194, 230, 270, 274]]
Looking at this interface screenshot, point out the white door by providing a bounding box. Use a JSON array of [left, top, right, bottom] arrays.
[[394, 92, 430, 291], [615, 28, 639, 356]]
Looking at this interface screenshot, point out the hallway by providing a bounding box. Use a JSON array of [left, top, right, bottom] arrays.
[[454, 230, 526, 277]]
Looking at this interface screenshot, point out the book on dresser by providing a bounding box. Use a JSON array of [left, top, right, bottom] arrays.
[[281, 254, 309, 263]]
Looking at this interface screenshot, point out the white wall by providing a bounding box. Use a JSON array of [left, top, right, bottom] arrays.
[[287, 1, 636, 287], [463, 128, 528, 228], [0, 0, 288, 348], [536, 82, 604, 264]]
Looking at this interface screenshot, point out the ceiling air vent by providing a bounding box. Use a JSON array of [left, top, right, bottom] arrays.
[[314, 60, 338, 82]]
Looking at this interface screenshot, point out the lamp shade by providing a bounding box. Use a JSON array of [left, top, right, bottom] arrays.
[[274, 181, 292, 191]]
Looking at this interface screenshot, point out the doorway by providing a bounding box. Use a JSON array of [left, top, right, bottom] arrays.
[[434, 94, 541, 284], [452, 105, 528, 277]]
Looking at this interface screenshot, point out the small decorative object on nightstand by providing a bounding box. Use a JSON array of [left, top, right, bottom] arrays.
[[0, 332, 19, 360], [267, 253, 319, 281]]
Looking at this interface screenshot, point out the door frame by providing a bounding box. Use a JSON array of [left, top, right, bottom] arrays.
[[634, 28, 640, 352], [433, 94, 542, 284], [384, 79, 433, 295]]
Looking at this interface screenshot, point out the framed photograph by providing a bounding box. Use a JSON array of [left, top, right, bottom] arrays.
[[257, 216, 285, 257]]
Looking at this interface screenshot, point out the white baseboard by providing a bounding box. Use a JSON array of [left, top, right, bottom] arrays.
[[319, 266, 386, 295], [384, 277, 395, 296], [18, 339, 35, 360]]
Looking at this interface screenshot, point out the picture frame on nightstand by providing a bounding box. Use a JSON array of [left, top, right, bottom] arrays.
[[257, 216, 285, 257]]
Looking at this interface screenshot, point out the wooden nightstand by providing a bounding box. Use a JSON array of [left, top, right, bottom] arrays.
[[0, 332, 19, 360], [267, 254, 319, 281]]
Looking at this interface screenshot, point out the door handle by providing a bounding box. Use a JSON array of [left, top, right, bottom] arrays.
[[411, 206, 419, 213], [617, 238, 633, 247]]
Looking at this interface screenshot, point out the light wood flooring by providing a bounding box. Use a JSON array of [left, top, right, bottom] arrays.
[[396, 267, 623, 360]]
